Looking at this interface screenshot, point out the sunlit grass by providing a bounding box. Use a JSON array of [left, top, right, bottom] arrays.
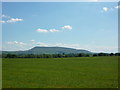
[[2, 56, 118, 88]]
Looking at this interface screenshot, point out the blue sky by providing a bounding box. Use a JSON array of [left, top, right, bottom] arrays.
[[1, 2, 119, 53]]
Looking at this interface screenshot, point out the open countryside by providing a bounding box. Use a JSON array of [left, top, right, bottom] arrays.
[[2, 2, 119, 88], [3, 56, 118, 88]]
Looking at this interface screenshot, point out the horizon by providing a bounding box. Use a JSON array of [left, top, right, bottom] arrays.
[[1, 2, 119, 53], [1, 46, 119, 53]]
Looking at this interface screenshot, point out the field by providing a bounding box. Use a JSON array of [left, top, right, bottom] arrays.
[[2, 56, 118, 88]]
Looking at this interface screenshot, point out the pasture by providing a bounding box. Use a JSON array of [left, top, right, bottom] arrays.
[[2, 56, 118, 88]]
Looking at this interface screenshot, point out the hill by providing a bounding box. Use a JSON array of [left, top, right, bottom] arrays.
[[2, 46, 92, 55]]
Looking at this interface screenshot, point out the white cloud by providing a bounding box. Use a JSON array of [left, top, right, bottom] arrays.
[[36, 28, 60, 33], [19, 42, 26, 45], [0, 14, 23, 24], [49, 29, 59, 32], [36, 25, 73, 33], [37, 42, 49, 47], [30, 40, 36, 44], [35, 42, 81, 49], [36, 29, 49, 33], [101, 6, 120, 13], [0, 20, 5, 23], [115, 5, 120, 9], [7, 18, 23, 23], [0, 14, 10, 18], [6, 41, 18, 44], [30, 40, 35, 42], [4, 41, 27, 51], [62, 25, 72, 30], [103, 7, 109, 12], [6, 41, 14, 45], [90, 0, 98, 1], [14, 41, 18, 44], [6, 41, 26, 45]]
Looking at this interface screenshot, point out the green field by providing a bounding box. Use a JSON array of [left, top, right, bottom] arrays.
[[2, 56, 118, 88]]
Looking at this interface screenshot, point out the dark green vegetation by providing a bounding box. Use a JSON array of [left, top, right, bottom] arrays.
[[2, 52, 119, 58], [3, 56, 118, 88], [2, 46, 91, 55]]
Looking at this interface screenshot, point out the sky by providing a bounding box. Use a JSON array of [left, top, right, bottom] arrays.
[[1, 0, 120, 2], [1, 2, 119, 53]]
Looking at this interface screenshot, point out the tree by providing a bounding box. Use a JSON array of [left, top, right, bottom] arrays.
[[109, 53, 114, 56], [98, 53, 108, 56], [93, 54, 98, 57], [115, 53, 120, 56], [78, 53, 86, 57], [85, 54, 90, 57], [6, 54, 17, 58]]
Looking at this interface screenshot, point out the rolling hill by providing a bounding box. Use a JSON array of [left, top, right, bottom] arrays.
[[2, 46, 92, 55]]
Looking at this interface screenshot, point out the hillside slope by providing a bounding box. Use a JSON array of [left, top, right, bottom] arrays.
[[2, 47, 92, 54]]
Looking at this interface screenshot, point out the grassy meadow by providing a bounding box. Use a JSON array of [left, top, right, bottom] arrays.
[[2, 56, 118, 88]]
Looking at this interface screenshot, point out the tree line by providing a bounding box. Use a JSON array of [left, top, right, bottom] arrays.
[[1, 52, 120, 58]]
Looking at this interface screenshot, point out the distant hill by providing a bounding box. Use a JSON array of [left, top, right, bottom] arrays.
[[2, 46, 92, 55]]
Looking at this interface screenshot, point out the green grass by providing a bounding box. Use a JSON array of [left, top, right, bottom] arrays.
[[0, 58, 2, 89], [2, 56, 118, 88]]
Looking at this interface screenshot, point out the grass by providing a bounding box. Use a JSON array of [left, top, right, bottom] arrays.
[[2, 56, 118, 88], [0, 58, 2, 89]]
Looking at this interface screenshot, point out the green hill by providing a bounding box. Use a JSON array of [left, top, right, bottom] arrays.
[[2, 46, 92, 55]]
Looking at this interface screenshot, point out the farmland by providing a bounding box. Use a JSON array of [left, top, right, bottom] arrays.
[[2, 56, 118, 88]]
